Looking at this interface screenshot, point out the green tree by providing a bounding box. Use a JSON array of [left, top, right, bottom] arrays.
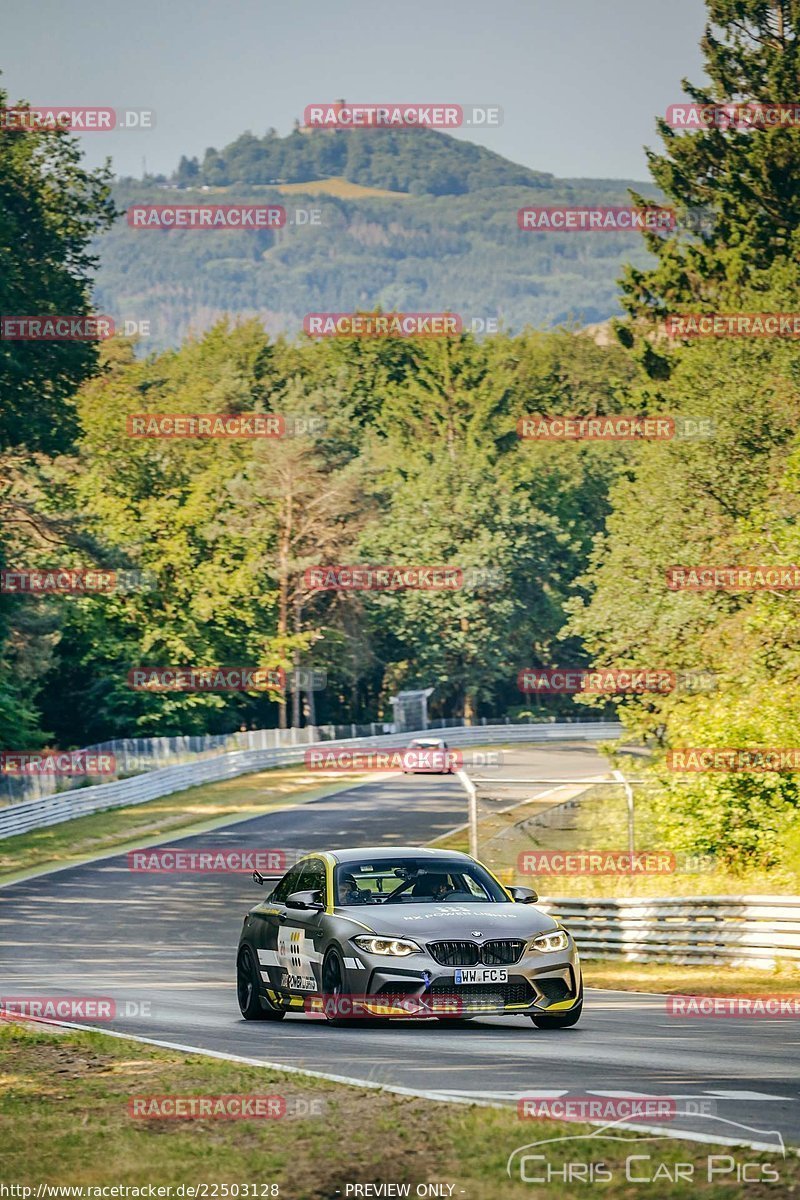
[[0, 84, 116, 745], [620, 1, 800, 373], [0, 85, 117, 453]]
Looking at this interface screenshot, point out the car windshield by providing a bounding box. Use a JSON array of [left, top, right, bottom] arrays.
[[334, 857, 507, 906]]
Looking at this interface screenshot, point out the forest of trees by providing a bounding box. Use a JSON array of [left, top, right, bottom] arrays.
[[3, 319, 638, 744], [103, 119, 661, 350], [3, 1, 800, 870], [98, 173, 660, 351], [170, 125, 553, 195]]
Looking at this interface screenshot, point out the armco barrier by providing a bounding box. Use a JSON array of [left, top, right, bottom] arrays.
[[539, 895, 800, 969], [0, 721, 621, 840]]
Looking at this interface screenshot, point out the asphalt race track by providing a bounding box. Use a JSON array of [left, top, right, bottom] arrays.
[[1, 741, 798, 1154]]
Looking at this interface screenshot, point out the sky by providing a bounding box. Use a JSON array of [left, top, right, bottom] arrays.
[[2, 0, 708, 182]]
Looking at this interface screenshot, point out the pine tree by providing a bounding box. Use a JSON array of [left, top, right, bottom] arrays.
[[619, 0, 800, 373]]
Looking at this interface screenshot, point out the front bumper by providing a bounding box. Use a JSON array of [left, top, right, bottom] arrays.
[[344, 946, 582, 1017]]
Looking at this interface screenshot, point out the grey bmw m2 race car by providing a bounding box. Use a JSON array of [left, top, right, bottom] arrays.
[[236, 846, 582, 1026]]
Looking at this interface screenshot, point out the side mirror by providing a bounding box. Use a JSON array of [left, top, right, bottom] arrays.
[[285, 889, 324, 911], [252, 870, 265, 886], [508, 885, 538, 904]]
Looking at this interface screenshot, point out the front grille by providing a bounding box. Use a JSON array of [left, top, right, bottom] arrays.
[[428, 941, 481, 966], [482, 939, 525, 965], [429, 981, 534, 1009], [428, 939, 525, 966], [537, 977, 573, 1004]]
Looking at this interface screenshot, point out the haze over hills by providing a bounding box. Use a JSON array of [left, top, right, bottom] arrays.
[[97, 124, 660, 349]]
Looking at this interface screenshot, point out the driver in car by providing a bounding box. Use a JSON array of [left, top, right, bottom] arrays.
[[338, 872, 367, 905], [410, 872, 454, 901]]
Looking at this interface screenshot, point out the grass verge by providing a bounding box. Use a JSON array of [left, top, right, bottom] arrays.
[[584, 958, 800, 996], [436, 778, 800, 996], [0, 766, 370, 884], [0, 1021, 795, 1198], [0, 741, 505, 885], [441, 779, 800, 897]]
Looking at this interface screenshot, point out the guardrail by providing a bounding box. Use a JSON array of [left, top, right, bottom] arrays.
[[0, 721, 621, 841], [0, 722, 394, 806], [539, 895, 800, 969], [0, 714, 614, 805]]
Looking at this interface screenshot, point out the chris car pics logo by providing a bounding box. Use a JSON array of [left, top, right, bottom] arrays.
[[507, 1115, 784, 1185]]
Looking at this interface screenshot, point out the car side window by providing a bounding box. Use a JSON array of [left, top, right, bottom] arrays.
[[270, 864, 304, 904], [298, 858, 327, 906]]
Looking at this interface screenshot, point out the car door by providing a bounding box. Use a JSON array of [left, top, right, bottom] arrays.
[[251, 862, 305, 996], [273, 857, 328, 996]]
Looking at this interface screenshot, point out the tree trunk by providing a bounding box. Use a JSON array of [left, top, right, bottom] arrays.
[[276, 483, 292, 730], [291, 596, 302, 728], [460, 614, 474, 724], [305, 680, 316, 728]]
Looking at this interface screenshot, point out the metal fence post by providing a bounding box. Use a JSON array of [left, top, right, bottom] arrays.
[[613, 768, 635, 857], [455, 769, 479, 859]]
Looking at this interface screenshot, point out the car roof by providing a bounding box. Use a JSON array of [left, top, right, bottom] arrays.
[[328, 846, 472, 865]]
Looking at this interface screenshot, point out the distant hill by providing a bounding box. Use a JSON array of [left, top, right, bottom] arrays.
[[172, 125, 554, 196], [96, 126, 660, 349]]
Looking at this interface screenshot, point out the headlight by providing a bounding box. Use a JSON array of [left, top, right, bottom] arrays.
[[529, 930, 569, 953], [353, 935, 422, 957]]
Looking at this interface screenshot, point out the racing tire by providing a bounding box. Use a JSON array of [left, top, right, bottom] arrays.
[[237, 945, 285, 1021], [530, 992, 583, 1029], [321, 946, 351, 1025]]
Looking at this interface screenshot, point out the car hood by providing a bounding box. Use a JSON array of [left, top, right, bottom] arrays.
[[340, 902, 559, 939]]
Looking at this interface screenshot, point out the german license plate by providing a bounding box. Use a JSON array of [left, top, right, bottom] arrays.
[[453, 968, 508, 984]]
